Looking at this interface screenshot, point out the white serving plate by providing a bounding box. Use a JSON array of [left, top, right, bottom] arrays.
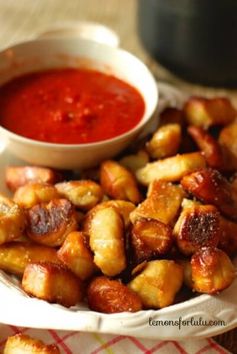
[[0, 83, 236, 339]]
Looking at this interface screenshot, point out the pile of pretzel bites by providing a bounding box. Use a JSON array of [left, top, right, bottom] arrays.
[[1, 96, 237, 314]]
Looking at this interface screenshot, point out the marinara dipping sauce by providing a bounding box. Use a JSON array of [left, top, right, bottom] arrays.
[[0, 68, 145, 144]]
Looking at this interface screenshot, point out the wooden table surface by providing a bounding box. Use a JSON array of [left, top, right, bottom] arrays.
[[0, 0, 236, 352]]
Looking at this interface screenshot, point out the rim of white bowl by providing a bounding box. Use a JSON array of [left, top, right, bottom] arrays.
[[36, 21, 120, 48], [0, 38, 158, 149]]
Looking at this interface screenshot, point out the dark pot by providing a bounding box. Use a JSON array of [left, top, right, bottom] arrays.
[[138, 0, 237, 87]]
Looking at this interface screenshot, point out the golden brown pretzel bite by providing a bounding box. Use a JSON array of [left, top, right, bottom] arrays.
[[131, 218, 173, 262], [14, 182, 60, 209], [130, 181, 185, 225], [219, 122, 237, 170], [184, 96, 236, 128], [119, 149, 149, 173], [136, 152, 206, 185], [22, 262, 83, 307], [100, 160, 142, 204], [58, 231, 96, 280], [0, 195, 25, 245], [26, 199, 78, 247], [87, 276, 142, 313], [85, 205, 126, 276], [187, 126, 224, 169], [128, 260, 183, 308], [0, 242, 60, 276], [146, 123, 181, 159], [91, 200, 135, 228], [55, 180, 103, 211], [5, 166, 62, 192], [173, 204, 220, 256], [191, 247, 235, 294], [4, 334, 60, 354], [181, 168, 237, 221]]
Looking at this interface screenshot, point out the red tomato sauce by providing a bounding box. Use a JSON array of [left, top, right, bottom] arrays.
[[0, 68, 145, 144]]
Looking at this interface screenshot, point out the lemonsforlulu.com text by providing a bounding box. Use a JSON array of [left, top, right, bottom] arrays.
[[148, 317, 226, 330]]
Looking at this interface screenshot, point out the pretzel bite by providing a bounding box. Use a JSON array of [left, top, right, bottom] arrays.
[[5, 166, 62, 192], [4, 334, 60, 354], [219, 216, 237, 255], [128, 260, 183, 308], [159, 107, 184, 126], [22, 262, 83, 307], [119, 149, 149, 173], [130, 181, 185, 225], [0, 242, 60, 276], [184, 96, 236, 128], [181, 168, 237, 221], [191, 247, 235, 294], [86, 206, 126, 276], [95, 200, 135, 228], [83, 200, 134, 239], [173, 204, 220, 256], [131, 218, 173, 262], [100, 160, 141, 204], [136, 152, 206, 185], [0, 195, 25, 245], [26, 199, 78, 246], [58, 231, 96, 280], [87, 276, 142, 313], [55, 180, 103, 211], [146, 123, 181, 159], [188, 126, 224, 169], [14, 182, 60, 209], [219, 123, 237, 170]]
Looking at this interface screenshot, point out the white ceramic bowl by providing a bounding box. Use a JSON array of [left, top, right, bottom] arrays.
[[0, 38, 158, 170], [37, 21, 120, 47]]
